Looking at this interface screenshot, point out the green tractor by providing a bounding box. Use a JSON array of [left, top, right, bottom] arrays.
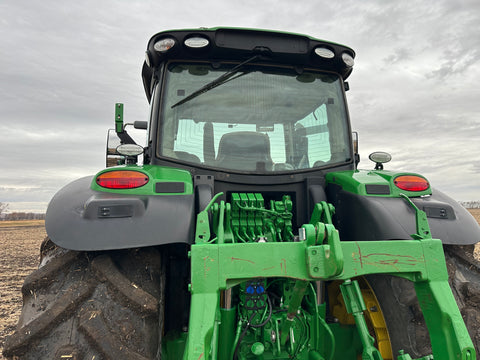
[[4, 28, 480, 360]]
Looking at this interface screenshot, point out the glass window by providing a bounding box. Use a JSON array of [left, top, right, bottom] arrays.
[[158, 62, 351, 172]]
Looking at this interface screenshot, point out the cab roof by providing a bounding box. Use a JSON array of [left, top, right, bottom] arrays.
[[142, 27, 355, 102]]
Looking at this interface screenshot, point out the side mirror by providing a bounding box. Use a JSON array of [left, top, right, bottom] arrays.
[[352, 131, 360, 167], [106, 129, 124, 167], [107, 103, 147, 167]]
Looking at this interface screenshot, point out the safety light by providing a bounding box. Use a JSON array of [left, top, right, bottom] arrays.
[[184, 36, 209, 48], [154, 37, 176, 52], [96, 170, 149, 189], [314, 47, 335, 59], [342, 52, 355, 67], [394, 175, 429, 192]]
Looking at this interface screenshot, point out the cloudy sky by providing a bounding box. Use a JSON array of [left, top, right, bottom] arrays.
[[1, 0, 479, 213]]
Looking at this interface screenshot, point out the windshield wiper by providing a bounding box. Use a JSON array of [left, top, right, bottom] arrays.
[[171, 55, 260, 108]]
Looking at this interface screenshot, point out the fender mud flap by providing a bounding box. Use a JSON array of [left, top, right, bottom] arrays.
[[46, 176, 195, 250]]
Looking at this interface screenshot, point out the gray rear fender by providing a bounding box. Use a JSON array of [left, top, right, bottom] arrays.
[[327, 185, 480, 245], [45, 176, 195, 251]]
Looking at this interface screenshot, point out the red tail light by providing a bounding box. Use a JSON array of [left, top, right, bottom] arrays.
[[96, 170, 149, 189], [394, 175, 429, 192]]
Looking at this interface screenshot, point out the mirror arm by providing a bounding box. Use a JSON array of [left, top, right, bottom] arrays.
[[117, 131, 137, 145], [114, 104, 138, 145]]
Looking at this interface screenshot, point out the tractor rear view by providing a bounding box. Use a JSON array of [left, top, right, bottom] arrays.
[[4, 28, 480, 360]]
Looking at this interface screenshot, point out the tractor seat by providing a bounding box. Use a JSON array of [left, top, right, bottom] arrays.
[[215, 131, 273, 171], [174, 151, 201, 164]]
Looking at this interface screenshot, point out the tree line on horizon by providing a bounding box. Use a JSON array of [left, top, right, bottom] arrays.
[[1, 212, 46, 221], [0, 202, 46, 220], [459, 200, 480, 209]]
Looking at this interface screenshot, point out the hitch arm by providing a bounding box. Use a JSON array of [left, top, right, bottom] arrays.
[[341, 279, 383, 360]]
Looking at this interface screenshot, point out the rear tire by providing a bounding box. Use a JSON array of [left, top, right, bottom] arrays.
[[444, 244, 480, 353], [3, 239, 163, 360], [367, 244, 480, 358], [366, 275, 432, 359]]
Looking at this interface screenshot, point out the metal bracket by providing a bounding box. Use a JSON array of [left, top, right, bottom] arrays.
[[399, 193, 432, 240], [305, 223, 344, 278]]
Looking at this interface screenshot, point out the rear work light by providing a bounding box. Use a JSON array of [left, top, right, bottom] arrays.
[[314, 47, 335, 59], [342, 52, 355, 67], [394, 175, 429, 192], [154, 37, 176, 52], [184, 36, 209, 48], [96, 170, 149, 189]]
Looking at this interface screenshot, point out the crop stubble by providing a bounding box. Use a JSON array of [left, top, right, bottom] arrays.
[[0, 211, 479, 359], [0, 221, 46, 360]]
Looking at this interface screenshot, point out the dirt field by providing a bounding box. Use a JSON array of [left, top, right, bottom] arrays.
[[472, 208, 480, 225], [0, 220, 46, 360], [0, 211, 479, 359]]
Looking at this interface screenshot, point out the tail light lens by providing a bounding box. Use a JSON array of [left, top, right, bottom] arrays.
[[394, 175, 429, 192], [96, 170, 149, 189]]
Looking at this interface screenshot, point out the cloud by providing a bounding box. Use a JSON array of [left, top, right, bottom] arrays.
[[428, 48, 479, 80], [0, 0, 479, 213]]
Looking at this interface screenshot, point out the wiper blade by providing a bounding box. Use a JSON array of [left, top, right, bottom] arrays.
[[171, 55, 260, 109]]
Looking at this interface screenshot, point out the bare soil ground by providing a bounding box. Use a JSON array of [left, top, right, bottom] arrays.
[[0, 220, 46, 360], [471, 209, 480, 258], [0, 211, 479, 359]]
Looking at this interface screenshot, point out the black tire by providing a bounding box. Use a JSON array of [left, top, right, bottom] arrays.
[[3, 238, 164, 360], [444, 244, 480, 353], [366, 275, 432, 359], [367, 244, 480, 358]]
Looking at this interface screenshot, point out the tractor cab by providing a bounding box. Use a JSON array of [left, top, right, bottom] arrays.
[[141, 28, 356, 176]]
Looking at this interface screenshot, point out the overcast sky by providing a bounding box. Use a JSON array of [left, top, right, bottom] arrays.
[[1, 0, 479, 213]]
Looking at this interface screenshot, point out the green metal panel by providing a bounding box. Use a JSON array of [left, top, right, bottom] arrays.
[[326, 170, 432, 197], [90, 164, 193, 195], [115, 103, 124, 133]]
